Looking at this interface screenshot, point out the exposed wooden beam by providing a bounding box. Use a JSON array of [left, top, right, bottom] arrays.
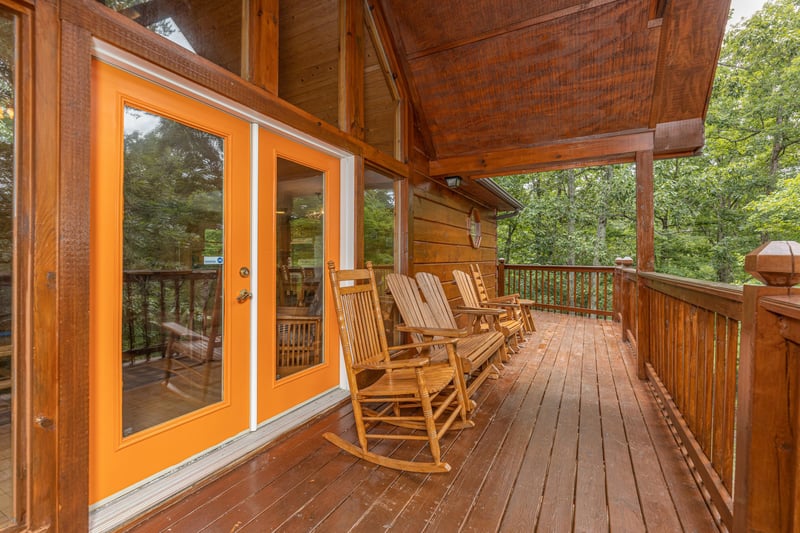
[[654, 118, 705, 155], [429, 131, 654, 178]]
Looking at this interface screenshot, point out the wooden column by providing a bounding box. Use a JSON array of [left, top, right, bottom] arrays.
[[635, 149, 654, 379], [497, 259, 506, 297], [248, 0, 279, 93], [734, 241, 800, 532], [339, 0, 364, 138]]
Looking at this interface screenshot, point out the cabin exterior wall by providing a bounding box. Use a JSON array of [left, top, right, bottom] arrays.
[[3, 0, 501, 530]]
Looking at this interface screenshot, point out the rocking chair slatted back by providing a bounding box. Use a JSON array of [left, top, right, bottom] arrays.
[[328, 262, 389, 388], [413, 272, 460, 330]]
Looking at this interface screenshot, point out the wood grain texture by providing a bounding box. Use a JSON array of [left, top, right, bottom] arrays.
[[120, 313, 718, 532]]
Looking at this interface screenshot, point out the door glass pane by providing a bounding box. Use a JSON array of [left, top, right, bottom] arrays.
[[122, 106, 224, 437], [0, 9, 14, 526], [275, 158, 323, 380], [363, 167, 396, 342], [97, 0, 243, 76]]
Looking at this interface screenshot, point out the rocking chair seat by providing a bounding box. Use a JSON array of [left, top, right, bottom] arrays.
[[358, 363, 456, 398]]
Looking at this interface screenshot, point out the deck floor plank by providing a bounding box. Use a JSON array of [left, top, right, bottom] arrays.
[[605, 321, 719, 532], [458, 326, 553, 532], [535, 316, 583, 532], [124, 312, 719, 533], [573, 319, 608, 532], [424, 326, 547, 532], [604, 320, 685, 531], [595, 317, 648, 531], [499, 314, 575, 531]]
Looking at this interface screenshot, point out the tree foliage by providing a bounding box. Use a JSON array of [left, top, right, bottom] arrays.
[[497, 0, 800, 284]]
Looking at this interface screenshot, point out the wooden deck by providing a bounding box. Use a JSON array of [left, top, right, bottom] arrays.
[[124, 312, 718, 532]]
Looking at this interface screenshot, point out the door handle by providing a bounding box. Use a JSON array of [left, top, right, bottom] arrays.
[[236, 289, 253, 303]]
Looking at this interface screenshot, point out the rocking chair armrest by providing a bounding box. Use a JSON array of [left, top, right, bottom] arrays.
[[386, 337, 459, 353], [457, 306, 504, 316], [489, 293, 520, 301], [395, 324, 470, 338], [161, 321, 205, 340], [485, 301, 520, 309], [354, 356, 431, 370]]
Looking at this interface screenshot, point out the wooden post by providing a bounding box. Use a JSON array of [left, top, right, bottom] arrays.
[[613, 257, 623, 323], [247, 0, 279, 93], [339, 0, 364, 138], [733, 241, 800, 532], [635, 150, 654, 379], [497, 258, 505, 297]]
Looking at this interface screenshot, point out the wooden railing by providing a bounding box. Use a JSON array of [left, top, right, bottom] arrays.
[[122, 269, 220, 365], [637, 272, 743, 528], [615, 263, 638, 349], [611, 241, 800, 532], [498, 260, 615, 318]]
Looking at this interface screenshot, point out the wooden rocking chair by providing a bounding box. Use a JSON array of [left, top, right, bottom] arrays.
[[326, 261, 473, 473], [452, 269, 525, 352], [387, 272, 506, 406], [470, 263, 536, 334], [162, 269, 222, 400]]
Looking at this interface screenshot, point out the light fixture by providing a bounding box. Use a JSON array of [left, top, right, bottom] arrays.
[[444, 175, 462, 188]]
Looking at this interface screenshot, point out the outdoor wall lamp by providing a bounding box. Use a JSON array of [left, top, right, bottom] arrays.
[[444, 175, 462, 188]]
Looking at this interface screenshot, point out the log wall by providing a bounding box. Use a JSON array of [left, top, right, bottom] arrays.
[[409, 147, 498, 315]]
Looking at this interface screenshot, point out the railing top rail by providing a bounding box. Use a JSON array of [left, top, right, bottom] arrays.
[[639, 271, 744, 320], [639, 271, 743, 301], [501, 264, 616, 273], [123, 269, 219, 279], [760, 294, 800, 321]]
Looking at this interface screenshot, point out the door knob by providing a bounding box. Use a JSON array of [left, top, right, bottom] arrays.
[[236, 289, 253, 303]]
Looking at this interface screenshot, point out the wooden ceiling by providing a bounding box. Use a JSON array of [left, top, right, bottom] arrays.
[[375, 0, 730, 178]]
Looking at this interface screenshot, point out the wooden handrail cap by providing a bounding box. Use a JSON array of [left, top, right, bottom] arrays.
[[621, 256, 634, 266], [744, 240, 800, 287]]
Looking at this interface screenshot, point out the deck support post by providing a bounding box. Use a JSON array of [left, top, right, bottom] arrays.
[[733, 241, 800, 533], [497, 258, 505, 297], [635, 149, 654, 379]]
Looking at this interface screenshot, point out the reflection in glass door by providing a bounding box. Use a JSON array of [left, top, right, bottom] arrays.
[[275, 159, 324, 380], [0, 8, 14, 527], [363, 167, 397, 342], [121, 106, 225, 435]]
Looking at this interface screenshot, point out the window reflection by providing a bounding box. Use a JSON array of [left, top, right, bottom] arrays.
[[98, 0, 243, 75], [121, 106, 225, 437], [363, 167, 397, 342], [276, 158, 324, 379]]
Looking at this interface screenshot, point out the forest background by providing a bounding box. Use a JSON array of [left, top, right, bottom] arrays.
[[494, 0, 799, 284]]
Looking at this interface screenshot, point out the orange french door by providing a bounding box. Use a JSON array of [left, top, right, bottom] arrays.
[[257, 129, 340, 421], [90, 61, 251, 503]]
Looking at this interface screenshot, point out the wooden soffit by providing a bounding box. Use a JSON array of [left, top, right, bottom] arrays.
[[375, 0, 729, 177]]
